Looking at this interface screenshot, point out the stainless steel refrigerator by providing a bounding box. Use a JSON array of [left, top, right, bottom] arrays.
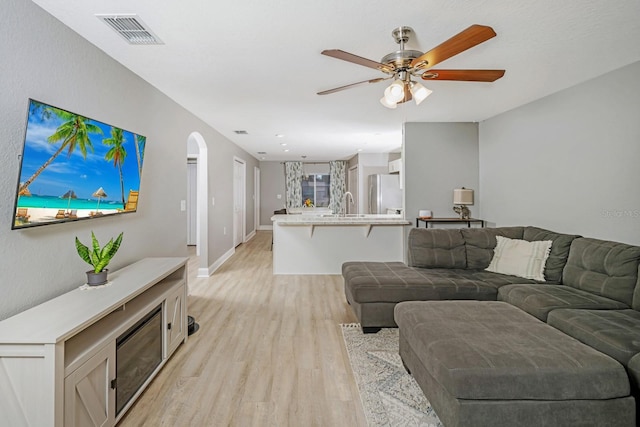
[[368, 174, 402, 214]]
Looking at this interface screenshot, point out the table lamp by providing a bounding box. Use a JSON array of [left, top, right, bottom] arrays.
[[453, 188, 473, 219]]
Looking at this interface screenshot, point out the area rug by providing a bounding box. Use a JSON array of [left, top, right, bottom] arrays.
[[341, 324, 443, 427]]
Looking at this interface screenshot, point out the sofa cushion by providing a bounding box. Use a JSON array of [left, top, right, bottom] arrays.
[[486, 236, 552, 281], [342, 261, 541, 304], [498, 284, 629, 321], [547, 309, 640, 365], [462, 227, 524, 270], [629, 353, 640, 390], [395, 301, 630, 400], [633, 265, 640, 311], [523, 226, 580, 282], [407, 228, 466, 269], [563, 238, 640, 306]]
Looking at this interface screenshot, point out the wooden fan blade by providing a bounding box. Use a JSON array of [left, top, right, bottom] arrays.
[[421, 69, 505, 82], [317, 77, 391, 95], [322, 49, 395, 73], [411, 25, 497, 70]]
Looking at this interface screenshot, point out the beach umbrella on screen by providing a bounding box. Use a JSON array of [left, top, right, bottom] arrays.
[[61, 189, 77, 212], [18, 183, 31, 197], [92, 187, 108, 211]]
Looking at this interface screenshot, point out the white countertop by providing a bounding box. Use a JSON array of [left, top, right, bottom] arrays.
[[271, 214, 411, 226]]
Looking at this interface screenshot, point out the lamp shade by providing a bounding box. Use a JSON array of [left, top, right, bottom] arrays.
[[380, 96, 397, 109], [410, 82, 432, 105], [385, 80, 405, 103], [453, 188, 473, 205]]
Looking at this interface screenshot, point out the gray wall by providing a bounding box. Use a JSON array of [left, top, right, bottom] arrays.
[[0, 0, 256, 320], [259, 161, 286, 227], [404, 122, 480, 224], [479, 61, 640, 244]]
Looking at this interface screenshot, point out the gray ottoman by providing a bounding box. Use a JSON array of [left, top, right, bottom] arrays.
[[395, 301, 635, 427]]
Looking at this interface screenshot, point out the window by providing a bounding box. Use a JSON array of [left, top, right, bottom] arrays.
[[302, 174, 330, 207]]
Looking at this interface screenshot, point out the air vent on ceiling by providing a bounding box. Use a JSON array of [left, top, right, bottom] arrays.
[[234, 130, 249, 135], [96, 14, 163, 45], [257, 151, 267, 155]]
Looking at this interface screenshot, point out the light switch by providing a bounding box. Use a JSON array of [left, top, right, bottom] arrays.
[[277, 194, 282, 199], [212, 197, 215, 206], [180, 200, 186, 211]]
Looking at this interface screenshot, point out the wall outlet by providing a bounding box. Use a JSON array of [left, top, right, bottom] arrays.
[[180, 200, 186, 211], [277, 194, 282, 199], [212, 197, 215, 206]]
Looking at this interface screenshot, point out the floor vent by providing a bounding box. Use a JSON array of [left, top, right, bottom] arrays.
[[96, 14, 163, 45]]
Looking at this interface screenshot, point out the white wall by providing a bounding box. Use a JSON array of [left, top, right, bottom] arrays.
[[404, 122, 480, 223], [259, 161, 286, 227], [0, 0, 256, 320], [479, 61, 640, 245]]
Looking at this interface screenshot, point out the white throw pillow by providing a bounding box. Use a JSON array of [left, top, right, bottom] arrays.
[[485, 236, 552, 281]]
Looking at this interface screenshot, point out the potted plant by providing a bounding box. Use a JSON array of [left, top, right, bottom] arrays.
[[75, 231, 124, 286]]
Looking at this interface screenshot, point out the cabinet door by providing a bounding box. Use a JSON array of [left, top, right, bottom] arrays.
[[165, 283, 186, 357], [64, 342, 115, 427]]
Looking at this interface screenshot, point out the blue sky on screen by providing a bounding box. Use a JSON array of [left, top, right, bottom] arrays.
[[19, 101, 144, 202]]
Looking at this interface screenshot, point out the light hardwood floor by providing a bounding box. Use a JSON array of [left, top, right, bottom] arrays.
[[119, 231, 366, 426]]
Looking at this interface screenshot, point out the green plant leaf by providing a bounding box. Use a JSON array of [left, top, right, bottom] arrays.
[[95, 232, 123, 272], [90, 250, 100, 265], [91, 231, 100, 254], [107, 233, 124, 259], [100, 238, 114, 260], [75, 237, 91, 265]]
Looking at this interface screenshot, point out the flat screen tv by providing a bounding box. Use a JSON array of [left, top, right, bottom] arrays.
[[12, 99, 146, 229]]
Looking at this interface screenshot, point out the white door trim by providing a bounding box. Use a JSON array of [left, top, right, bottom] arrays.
[[254, 166, 260, 233], [233, 157, 246, 247]]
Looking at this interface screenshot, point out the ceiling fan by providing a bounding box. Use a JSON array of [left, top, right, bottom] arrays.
[[318, 25, 505, 108]]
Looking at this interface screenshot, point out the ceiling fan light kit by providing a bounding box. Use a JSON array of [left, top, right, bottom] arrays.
[[410, 82, 432, 105], [379, 96, 397, 109], [319, 24, 504, 109]]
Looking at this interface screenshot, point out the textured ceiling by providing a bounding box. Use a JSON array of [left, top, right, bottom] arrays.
[[32, 0, 640, 161]]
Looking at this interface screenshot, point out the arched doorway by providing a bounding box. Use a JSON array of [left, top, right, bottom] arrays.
[[187, 132, 209, 277]]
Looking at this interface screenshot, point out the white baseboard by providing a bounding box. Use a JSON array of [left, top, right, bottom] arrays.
[[197, 247, 235, 277], [258, 225, 273, 231], [244, 230, 256, 242]]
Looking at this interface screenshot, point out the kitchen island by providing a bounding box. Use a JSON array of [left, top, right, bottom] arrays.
[[271, 214, 411, 274]]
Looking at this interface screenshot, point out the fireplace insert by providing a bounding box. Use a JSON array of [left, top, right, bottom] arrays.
[[115, 304, 163, 415]]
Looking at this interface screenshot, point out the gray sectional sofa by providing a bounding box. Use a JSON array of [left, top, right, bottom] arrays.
[[342, 226, 640, 426]]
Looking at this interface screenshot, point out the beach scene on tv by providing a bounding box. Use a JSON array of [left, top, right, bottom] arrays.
[[13, 100, 145, 229]]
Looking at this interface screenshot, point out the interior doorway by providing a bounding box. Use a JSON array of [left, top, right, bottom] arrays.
[[233, 157, 246, 247], [254, 166, 260, 232], [187, 132, 209, 277], [186, 158, 197, 246]]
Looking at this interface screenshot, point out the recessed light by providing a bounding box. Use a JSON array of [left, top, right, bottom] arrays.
[[260, 157, 266, 160], [280, 142, 287, 147], [275, 134, 285, 138], [357, 148, 363, 152], [283, 149, 290, 152]]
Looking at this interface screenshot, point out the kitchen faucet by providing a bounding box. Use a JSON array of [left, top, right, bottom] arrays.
[[341, 191, 354, 216]]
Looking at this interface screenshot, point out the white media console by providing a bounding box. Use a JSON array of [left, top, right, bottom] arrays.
[[0, 257, 188, 427]]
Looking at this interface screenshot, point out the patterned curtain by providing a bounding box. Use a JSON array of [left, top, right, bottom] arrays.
[[329, 160, 347, 214], [284, 161, 303, 208]]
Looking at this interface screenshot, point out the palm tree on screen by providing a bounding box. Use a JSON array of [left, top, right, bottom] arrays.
[[134, 134, 146, 178], [104, 127, 128, 206], [19, 110, 102, 194]]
